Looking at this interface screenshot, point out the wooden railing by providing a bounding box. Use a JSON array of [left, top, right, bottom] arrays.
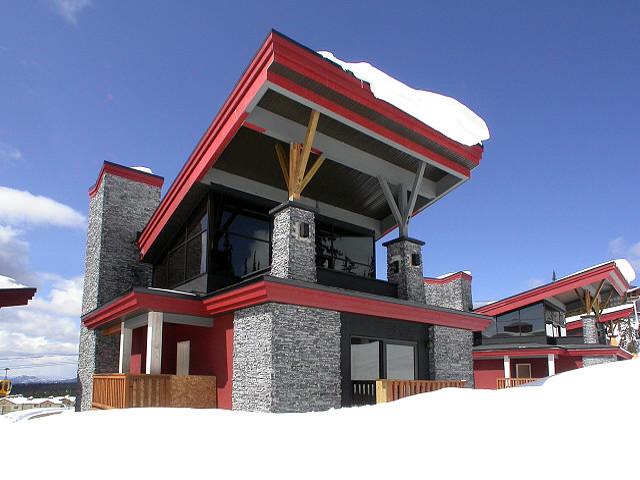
[[375, 379, 467, 404], [496, 377, 539, 389], [92, 374, 216, 409]]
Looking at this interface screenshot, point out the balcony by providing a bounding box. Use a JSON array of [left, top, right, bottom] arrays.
[[92, 374, 216, 409], [351, 379, 467, 406], [496, 377, 539, 389]]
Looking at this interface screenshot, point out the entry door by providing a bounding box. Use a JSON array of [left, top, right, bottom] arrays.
[[176, 341, 190, 376]]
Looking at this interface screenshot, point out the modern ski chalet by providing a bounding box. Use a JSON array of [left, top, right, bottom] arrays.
[[473, 260, 636, 389], [77, 31, 492, 412]]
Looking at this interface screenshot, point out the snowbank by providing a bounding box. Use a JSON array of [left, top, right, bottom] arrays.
[[3, 360, 638, 479], [0, 275, 26, 289], [318, 51, 490, 147]]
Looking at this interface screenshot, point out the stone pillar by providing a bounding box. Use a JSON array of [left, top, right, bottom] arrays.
[[383, 237, 426, 303], [232, 303, 341, 413], [581, 314, 615, 367], [423, 272, 475, 386], [269, 202, 317, 283], [77, 163, 162, 411]]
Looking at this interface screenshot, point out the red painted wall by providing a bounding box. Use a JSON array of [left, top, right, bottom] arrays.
[[473, 359, 503, 389], [130, 326, 147, 374], [511, 357, 548, 378], [158, 315, 234, 409], [556, 355, 583, 373]]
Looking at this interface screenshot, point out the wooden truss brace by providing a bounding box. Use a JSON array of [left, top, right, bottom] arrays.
[[378, 162, 426, 237], [575, 280, 619, 342], [274, 110, 326, 201]]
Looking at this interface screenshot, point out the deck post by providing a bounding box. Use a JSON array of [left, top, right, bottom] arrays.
[[119, 322, 132, 374], [547, 353, 556, 376], [503, 355, 511, 379], [146, 312, 163, 374]]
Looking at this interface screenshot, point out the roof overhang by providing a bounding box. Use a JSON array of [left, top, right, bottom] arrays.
[[565, 305, 636, 331], [83, 276, 491, 332], [473, 345, 632, 360], [0, 288, 36, 308], [137, 30, 484, 260], [475, 262, 630, 317]]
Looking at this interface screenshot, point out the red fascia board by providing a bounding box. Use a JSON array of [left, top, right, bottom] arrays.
[[270, 33, 483, 164], [566, 306, 635, 331], [137, 37, 275, 259], [424, 271, 472, 285], [0, 288, 37, 308], [475, 263, 624, 316], [89, 162, 164, 198], [564, 347, 632, 360], [82, 291, 208, 329], [203, 279, 490, 331], [267, 71, 471, 178], [473, 348, 561, 359]]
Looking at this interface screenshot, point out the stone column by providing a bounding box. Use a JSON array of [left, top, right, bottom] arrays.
[[232, 303, 341, 412], [77, 163, 162, 411], [423, 272, 475, 386], [581, 314, 615, 367], [383, 237, 426, 303], [269, 202, 317, 283]]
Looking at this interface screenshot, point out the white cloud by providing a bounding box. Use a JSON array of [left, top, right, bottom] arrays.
[[0, 141, 22, 165], [0, 275, 26, 288], [608, 236, 640, 274], [0, 225, 29, 281], [51, 0, 92, 25], [0, 186, 85, 228]]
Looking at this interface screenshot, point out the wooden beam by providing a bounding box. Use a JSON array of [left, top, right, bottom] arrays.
[[378, 177, 404, 232], [404, 162, 426, 225], [288, 142, 297, 200], [297, 110, 320, 187], [592, 280, 605, 304], [275, 143, 289, 189], [300, 153, 326, 192]]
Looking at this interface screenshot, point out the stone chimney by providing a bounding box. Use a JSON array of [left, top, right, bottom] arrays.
[[383, 237, 426, 303], [77, 162, 162, 411]]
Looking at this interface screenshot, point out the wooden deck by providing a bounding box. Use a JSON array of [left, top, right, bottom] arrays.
[[496, 377, 539, 389], [92, 374, 216, 409]]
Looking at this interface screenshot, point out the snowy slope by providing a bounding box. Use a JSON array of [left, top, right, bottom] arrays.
[[318, 51, 490, 147], [3, 360, 639, 479]]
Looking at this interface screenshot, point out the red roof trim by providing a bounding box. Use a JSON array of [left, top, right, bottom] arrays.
[[424, 271, 472, 285], [0, 288, 37, 308], [475, 262, 629, 317], [82, 290, 208, 329], [202, 278, 491, 331], [565, 306, 636, 331], [270, 34, 483, 163], [88, 162, 164, 198], [137, 31, 484, 259], [473, 346, 630, 359]]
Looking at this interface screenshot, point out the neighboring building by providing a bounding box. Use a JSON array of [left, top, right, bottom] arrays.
[[473, 260, 636, 389], [0, 275, 36, 309], [77, 30, 492, 412], [0, 395, 75, 415]]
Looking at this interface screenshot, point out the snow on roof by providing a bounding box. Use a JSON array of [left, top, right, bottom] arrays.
[[565, 302, 637, 324], [435, 270, 471, 279], [0, 275, 27, 289], [3, 361, 640, 478], [131, 166, 154, 174], [558, 259, 636, 283], [318, 51, 490, 147]]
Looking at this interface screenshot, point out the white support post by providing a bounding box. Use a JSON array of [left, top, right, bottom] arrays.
[[146, 312, 163, 375], [503, 355, 511, 379], [547, 353, 556, 376], [118, 322, 132, 374]]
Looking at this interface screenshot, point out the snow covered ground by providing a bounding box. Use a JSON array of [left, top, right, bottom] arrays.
[[3, 360, 638, 479]]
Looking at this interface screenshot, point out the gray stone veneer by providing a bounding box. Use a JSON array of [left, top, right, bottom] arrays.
[[77, 171, 161, 411], [232, 303, 341, 412], [583, 355, 617, 367], [383, 237, 426, 303], [582, 315, 598, 344], [270, 203, 316, 283], [424, 274, 474, 386]]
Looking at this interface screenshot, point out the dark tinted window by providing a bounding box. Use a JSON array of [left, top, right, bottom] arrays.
[[316, 222, 374, 278]]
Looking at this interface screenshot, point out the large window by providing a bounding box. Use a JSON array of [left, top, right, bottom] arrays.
[[316, 222, 375, 278], [496, 303, 545, 337], [209, 196, 271, 289], [153, 200, 208, 289], [350, 337, 416, 380]]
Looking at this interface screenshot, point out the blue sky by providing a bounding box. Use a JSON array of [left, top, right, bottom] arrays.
[[1, 0, 639, 378]]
